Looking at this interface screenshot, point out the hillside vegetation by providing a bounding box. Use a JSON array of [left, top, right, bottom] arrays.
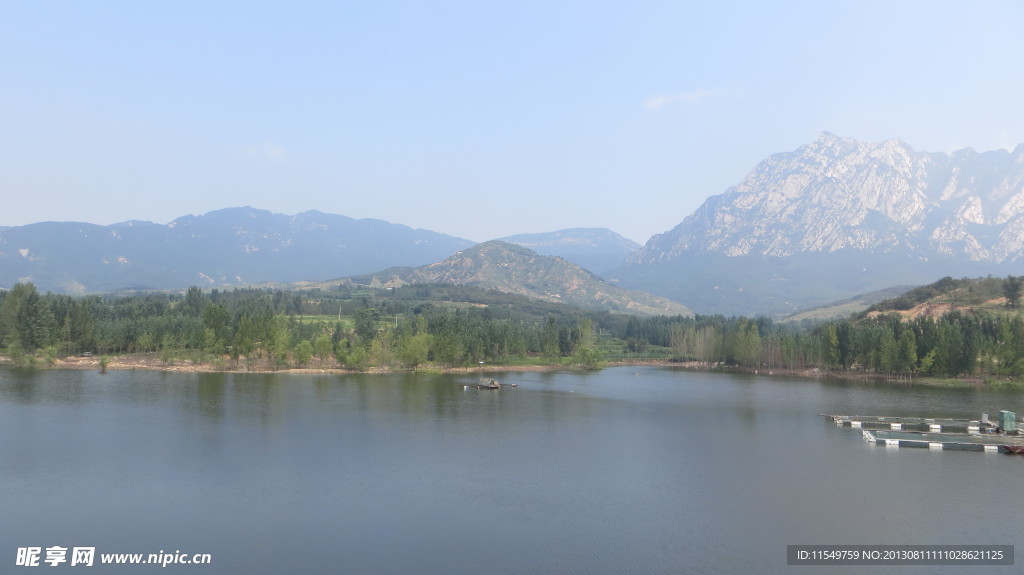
[[863, 276, 1009, 316]]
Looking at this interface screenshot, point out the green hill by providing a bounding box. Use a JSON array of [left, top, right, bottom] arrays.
[[337, 241, 692, 316]]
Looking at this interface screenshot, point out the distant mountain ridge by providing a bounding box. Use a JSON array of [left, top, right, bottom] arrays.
[[496, 228, 640, 275], [0, 207, 475, 292], [614, 133, 1024, 316], [342, 241, 691, 316]]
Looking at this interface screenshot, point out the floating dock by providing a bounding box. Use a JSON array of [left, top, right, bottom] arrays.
[[861, 429, 1024, 453], [826, 412, 1024, 453], [829, 415, 998, 433]]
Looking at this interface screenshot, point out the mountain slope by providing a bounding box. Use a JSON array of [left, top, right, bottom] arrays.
[[343, 241, 692, 316], [614, 133, 1024, 316], [860, 275, 1011, 319], [0, 207, 474, 292], [782, 285, 916, 322]]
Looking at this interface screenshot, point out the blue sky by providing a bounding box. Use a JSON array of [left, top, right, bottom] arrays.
[[2, 1, 1022, 244]]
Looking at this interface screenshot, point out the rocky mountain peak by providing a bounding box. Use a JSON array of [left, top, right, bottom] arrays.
[[630, 134, 1024, 265]]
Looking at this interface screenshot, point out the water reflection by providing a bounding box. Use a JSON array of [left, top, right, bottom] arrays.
[[2, 366, 1022, 575]]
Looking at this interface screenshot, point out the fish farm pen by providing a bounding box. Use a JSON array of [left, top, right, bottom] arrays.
[[826, 411, 1024, 454]]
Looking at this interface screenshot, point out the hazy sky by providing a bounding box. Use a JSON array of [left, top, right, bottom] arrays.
[[3, 1, 1022, 243]]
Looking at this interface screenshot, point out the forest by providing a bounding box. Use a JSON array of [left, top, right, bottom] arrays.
[[0, 283, 609, 370], [2, 276, 1024, 382]]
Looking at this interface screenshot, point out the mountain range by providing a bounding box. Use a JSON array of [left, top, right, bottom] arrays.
[[0, 208, 653, 314], [6, 133, 1024, 318], [612, 132, 1024, 316], [0, 208, 474, 293]]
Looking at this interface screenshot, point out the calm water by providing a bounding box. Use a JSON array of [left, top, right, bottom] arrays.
[[2, 366, 1022, 574]]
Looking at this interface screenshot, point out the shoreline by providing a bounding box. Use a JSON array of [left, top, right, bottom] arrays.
[[6, 353, 806, 376], [0, 353, 1003, 387]]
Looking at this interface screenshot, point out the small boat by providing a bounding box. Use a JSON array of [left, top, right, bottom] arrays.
[[1003, 445, 1024, 454], [477, 377, 501, 389], [475, 377, 516, 389]]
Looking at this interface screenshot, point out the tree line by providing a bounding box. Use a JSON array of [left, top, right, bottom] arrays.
[[4, 277, 1024, 380], [0, 283, 605, 370], [625, 275, 1024, 380]]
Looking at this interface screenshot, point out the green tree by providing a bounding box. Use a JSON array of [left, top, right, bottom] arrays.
[[346, 345, 369, 370], [333, 339, 351, 366], [541, 316, 560, 360], [183, 286, 206, 317], [727, 318, 761, 367], [314, 334, 334, 367], [1005, 276, 1023, 308], [897, 329, 917, 378], [570, 319, 604, 369], [294, 339, 314, 367], [353, 308, 379, 346], [232, 315, 257, 368], [0, 283, 35, 348], [16, 287, 56, 352], [398, 332, 431, 369], [822, 324, 840, 369], [570, 346, 605, 369], [55, 297, 96, 354], [917, 348, 937, 375], [0, 289, 18, 348], [266, 315, 292, 367], [369, 329, 396, 368], [202, 303, 230, 349], [430, 311, 467, 366], [135, 331, 155, 353], [879, 330, 899, 376]]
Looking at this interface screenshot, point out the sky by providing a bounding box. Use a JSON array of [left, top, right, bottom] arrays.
[[2, 1, 1023, 244]]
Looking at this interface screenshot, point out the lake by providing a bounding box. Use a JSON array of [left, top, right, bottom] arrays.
[[2, 366, 1021, 574]]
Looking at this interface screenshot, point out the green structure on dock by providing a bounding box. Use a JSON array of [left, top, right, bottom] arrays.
[[1000, 410, 1016, 433]]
